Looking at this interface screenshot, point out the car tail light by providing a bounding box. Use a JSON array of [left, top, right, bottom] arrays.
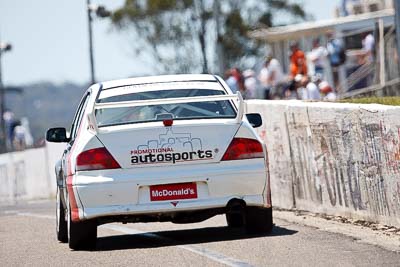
[[222, 138, 264, 161], [163, 119, 173, 127], [76, 147, 121, 171]]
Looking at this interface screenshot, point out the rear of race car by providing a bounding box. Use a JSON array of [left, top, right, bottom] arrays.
[[65, 77, 272, 249]]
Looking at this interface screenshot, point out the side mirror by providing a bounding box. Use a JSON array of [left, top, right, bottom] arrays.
[[46, 128, 70, 143], [246, 113, 262, 128]]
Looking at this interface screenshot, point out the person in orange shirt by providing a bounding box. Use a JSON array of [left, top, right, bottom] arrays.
[[289, 42, 308, 78]]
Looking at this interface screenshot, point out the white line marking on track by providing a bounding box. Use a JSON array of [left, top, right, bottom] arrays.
[[16, 212, 256, 267], [104, 224, 255, 267]]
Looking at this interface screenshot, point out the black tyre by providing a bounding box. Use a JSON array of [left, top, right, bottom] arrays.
[[245, 207, 273, 234], [226, 212, 244, 228], [67, 199, 97, 250], [56, 188, 68, 243]]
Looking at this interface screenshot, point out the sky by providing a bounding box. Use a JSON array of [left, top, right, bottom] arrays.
[[0, 0, 340, 86]]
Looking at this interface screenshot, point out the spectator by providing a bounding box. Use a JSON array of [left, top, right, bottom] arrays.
[[319, 81, 337, 101], [327, 32, 346, 88], [13, 121, 26, 151], [230, 68, 246, 96], [289, 42, 307, 78], [327, 33, 346, 67], [258, 59, 272, 99], [3, 110, 15, 151], [296, 75, 306, 99], [20, 118, 34, 148], [361, 32, 375, 86], [299, 76, 321, 101], [236, 69, 246, 97], [225, 68, 240, 94], [309, 38, 328, 77], [285, 75, 301, 100], [243, 69, 257, 99], [362, 32, 375, 63], [258, 56, 285, 99]]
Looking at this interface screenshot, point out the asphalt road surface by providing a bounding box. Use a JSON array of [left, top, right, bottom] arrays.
[[1, 200, 399, 267]]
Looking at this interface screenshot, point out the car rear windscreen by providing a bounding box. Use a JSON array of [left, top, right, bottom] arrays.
[[95, 89, 237, 127]]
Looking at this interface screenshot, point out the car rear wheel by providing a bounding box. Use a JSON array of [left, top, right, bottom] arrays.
[[245, 207, 273, 234], [56, 188, 68, 243], [67, 199, 97, 250]]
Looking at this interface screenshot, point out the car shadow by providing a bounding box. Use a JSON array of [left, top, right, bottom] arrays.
[[95, 225, 298, 251]]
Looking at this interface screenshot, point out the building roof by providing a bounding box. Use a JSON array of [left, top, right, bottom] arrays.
[[249, 9, 395, 42]]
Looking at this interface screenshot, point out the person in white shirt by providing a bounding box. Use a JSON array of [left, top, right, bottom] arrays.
[[362, 32, 375, 63], [243, 69, 257, 99], [309, 38, 328, 77], [13, 124, 26, 151], [299, 76, 321, 100], [360, 32, 375, 86], [258, 59, 271, 99], [258, 56, 285, 99]]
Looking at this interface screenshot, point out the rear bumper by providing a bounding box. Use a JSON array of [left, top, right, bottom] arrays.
[[70, 159, 269, 221], [84, 195, 264, 221]]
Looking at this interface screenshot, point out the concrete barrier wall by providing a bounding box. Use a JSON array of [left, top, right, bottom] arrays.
[[1, 102, 399, 228], [247, 100, 400, 227], [0, 143, 64, 204]]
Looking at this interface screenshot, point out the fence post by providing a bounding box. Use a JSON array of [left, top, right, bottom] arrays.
[[394, 0, 400, 75], [379, 18, 386, 88]]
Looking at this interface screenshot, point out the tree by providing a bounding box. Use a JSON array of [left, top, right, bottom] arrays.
[[111, 0, 308, 74]]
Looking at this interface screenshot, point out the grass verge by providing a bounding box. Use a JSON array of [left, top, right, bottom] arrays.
[[339, 97, 400, 106]]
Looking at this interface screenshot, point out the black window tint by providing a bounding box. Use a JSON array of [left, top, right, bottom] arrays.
[[95, 89, 236, 127], [70, 93, 90, 140]]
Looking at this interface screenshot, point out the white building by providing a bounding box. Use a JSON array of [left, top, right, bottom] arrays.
[[338, 0, 394, 17]]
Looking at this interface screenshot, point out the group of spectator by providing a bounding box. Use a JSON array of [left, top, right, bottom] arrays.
[[224, 31, 375, 101], [224, 51, 337, 101], [224, 53, 337, 102]]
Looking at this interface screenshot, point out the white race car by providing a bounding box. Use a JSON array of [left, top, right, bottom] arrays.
[[46, 74, 272, 250]]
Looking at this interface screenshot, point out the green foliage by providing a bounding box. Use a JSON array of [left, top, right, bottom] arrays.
[[111, 0, 308, 74], [290, 4, 306, 18], [340, 97, 400, 106], [221, 9, 251, 67], [258, 12, 273, 27], [148, 0, 176, 11], [112, 0, 199, 73]]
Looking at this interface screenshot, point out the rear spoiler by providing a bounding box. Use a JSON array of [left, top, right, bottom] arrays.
[[87, 92, 244, 133]]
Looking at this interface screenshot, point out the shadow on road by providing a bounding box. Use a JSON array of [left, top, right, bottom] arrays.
[[95, 225, 298, 251]]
